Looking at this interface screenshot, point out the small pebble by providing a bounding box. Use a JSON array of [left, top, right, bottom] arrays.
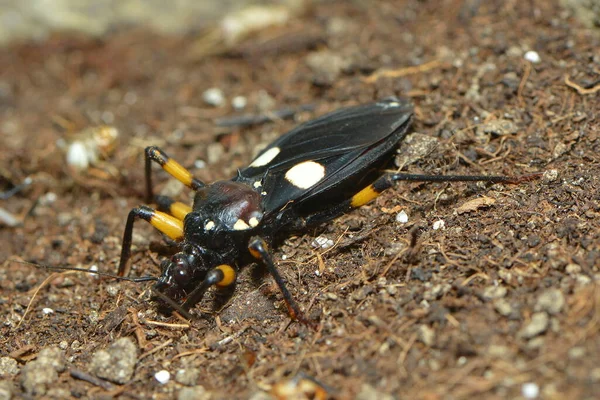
[[396, 210, 409, 223], [20, 347, 65, 396], [482, 285, 507, 300], [0, 357, 19, 377], [231, 95, 247, 110], [90, 337, 138, 384], [311, 236, 334, 249], [524, 50, 541, 63], [521, 382, 540, 399], [534, 288, 565, 315], [432, 219, 445, 230], [519, 312, 549, 339], [155, 370, 171, 384], [194, 159, 207, 169], [417, 325, 435, 346], [0, 381, 13, 400], [42, 308, 54, 315], [493, 299, 515, 317], [202, 88, 226, 107], [178, 385, 211, 400], [175, 368, 200, 386], [542, 169, 558, 183]]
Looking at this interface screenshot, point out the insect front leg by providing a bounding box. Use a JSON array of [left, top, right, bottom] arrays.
[[145, 146, 205, 203], [179, 264, 237, 316], [248, 236, 315, 327], [154, 194, 192, 221], [118, 206, 184, 277]]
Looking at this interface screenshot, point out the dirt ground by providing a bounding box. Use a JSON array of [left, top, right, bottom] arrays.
[[1, 0, 600, 399]]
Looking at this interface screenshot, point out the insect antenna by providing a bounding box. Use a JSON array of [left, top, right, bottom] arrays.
[[8, 259, 158, 283]]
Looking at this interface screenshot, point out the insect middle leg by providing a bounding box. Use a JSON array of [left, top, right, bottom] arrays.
[[145, 146, 205, 203], [118, 206, 185, 276]]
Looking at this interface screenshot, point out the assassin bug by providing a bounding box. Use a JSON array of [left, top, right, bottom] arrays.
[[112, 97, 537, 324]]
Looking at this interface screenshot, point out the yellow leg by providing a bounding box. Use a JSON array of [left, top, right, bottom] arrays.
[[154, 194, 192, 221], [145, 146, 205, 202], [118, 206, 184, 276]]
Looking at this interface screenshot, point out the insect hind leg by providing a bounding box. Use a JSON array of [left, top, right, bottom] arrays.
[[145, 146, 205, 203], [303, 171, 534, 227]]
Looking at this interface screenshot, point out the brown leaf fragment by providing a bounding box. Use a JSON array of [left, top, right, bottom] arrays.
[[455, 196, 496, 214]]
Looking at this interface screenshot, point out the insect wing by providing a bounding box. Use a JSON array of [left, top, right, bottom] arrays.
[[238, 98, 413, 213]]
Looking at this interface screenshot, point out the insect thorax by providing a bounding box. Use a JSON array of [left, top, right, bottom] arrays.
[[186, 180, 264, 237]]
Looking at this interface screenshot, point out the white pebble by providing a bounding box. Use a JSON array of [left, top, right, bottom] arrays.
[[524, 50, 541, 63], [66, 141, 90, 170], [202, 88, 226, 107], [194, 159, 207, 169], [311, 236, 334, 249], [231, 95, 247, 110], [432, 219, 445, 230], [521, 382, 540, 399], [42, 308, 54, 314], [396, 210, 409, 223], [155, 370, 171, 384]]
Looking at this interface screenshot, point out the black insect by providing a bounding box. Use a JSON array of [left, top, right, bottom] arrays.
[[84, 97, 539, 323]]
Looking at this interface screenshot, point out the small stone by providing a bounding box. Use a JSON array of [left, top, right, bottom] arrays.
[[247, 391, 272, 400], [521, 382, 540, 399], [534, 289, 565, 315], [351, 286, 373, 301], [202, 88, 225, 107], [178, 385, 212, 400], [305, 50, 348, 86], [356, 383, 394, 400], [487, 344, 510, 358], [524, 51, 541, 63], [20, 347, 65, 396], [396, 210, 408, 223], [482, 285, 507, 300], [231, 95, 247, 110], [0, 357, 19, 377], [311, 235, 334, 249], [476, 119, 518, 137], [0, 381, 13, 400], [493, 299, 515, 317], [417, 325, 435, 346], [423, 284, 450, 301], [568, 346, 586, 359], [542, 169, 558, 183], [176, 368, 200, 386], [518, 312, 549, 339], [90, 337, 138, 384], [155, 370, 171, 384], [432, 219, 445, 230], [565, 263, 581, 274], [206, 142, 225, 165]]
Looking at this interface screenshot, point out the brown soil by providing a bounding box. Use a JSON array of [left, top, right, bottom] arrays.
[[1, 1, 599, 399]]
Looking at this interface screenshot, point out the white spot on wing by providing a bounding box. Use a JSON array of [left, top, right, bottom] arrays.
[[249, 147, 280, 168], [253, 181, 262, 188], [205, 221, 215, 230], [285, 161, 325, 189], [248, 216, 259, 227], [233, 219, 250, 230]]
